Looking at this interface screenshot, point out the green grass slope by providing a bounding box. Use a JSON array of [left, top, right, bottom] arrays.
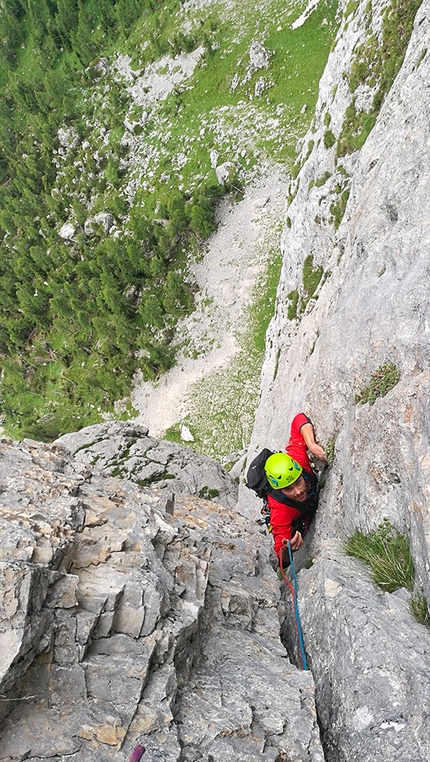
[[0, 0, 339, 442]]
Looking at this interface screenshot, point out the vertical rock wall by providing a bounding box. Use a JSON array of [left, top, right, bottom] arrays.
[[241, 1, 430, 760]]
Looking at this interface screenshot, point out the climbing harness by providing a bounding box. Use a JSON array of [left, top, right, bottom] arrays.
[[279, 542, 308, 671], [129, 746, 145, 762]]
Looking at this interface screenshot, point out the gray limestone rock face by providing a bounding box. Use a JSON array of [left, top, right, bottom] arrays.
[[55, 420, 239, 508], [292, 546, 430, 762], [0, 437, 323, 761], [58, 221, 77, 240], [241, 1, 430, 761]]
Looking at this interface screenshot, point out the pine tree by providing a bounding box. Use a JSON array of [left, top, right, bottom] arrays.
[[54, 0, 79, 51]]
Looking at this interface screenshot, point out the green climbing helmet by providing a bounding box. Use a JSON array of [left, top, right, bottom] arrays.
[[264, 452, 302, 489]]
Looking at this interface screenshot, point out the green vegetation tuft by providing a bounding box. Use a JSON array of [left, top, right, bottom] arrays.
[[354, 362, 400, 405], [163, 423, 185, 446], [325, 436, 335, 466], [137, 472, 175, 488], [345, 519, 414, 594], [315, 171, 332, 187], [345, 0, 359, 18], [287, 289, 299, 320], [306, 139, 315, 159], [323, 129, 336, 148], [337, 164, 349, 177], [286, 254, 324, 321], [346, 519, 429, 627], [337, 102, 376, 156], [198, 486, 220, 499], [330, 187, 350, 229], [411, 592, 430, 627], [273, 347, 281, 381], [302, 254, 323, 302], [290, 162, 302, 179]]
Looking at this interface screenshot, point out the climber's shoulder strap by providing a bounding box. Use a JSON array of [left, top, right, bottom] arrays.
[[245, 448, 273, 499]]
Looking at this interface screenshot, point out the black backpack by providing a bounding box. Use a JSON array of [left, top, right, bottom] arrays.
[[246, 448, 273, 530], [246, 448, 273, 499]]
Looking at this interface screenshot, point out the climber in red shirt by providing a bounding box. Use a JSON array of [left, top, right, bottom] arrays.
[[264, 413, 326, 569]]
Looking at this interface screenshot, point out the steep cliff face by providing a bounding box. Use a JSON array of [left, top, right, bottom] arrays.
[[241, 0, 430, 760]]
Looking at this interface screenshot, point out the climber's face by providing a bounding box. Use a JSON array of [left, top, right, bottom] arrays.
[[281, 475, 307, 502]]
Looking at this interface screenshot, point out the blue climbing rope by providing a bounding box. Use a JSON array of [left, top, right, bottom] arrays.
[[280, 543, 308, 670], [287, 542, 308, 670]]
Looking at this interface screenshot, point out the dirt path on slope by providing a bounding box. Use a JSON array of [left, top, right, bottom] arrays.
[[131, 165, 289, 441]]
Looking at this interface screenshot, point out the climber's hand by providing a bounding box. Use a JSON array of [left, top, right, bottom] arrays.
[[308, 442, 326, 461], [283, 532, 303, 552]]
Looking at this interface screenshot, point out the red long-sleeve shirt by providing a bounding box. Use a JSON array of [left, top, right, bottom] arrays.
[[268, 413, 318, 557]]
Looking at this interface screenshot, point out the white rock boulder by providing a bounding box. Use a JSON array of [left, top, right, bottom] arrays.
[[57, 126, 79, 150], [58, 222, 77, 240], [249, 41, 270, 69], [84, 212, 115, 237], [215, 162, 237, 186]]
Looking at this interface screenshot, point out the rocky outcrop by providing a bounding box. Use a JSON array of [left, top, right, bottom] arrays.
[[55, 421, 238, 507], [241, 1, 430, 760], [0, 434, 323, 761], [296, 547, 430, 762], [115, 47, 205, 106], [249, 41, 270, 70]]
